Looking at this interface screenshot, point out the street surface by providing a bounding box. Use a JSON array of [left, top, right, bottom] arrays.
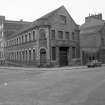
[[0, 66, 104, 105]]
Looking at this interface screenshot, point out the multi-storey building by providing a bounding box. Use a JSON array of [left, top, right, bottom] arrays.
[[80, 13, 105, 65], [5, 6, 80, 67], [0, 16, 31, 64]]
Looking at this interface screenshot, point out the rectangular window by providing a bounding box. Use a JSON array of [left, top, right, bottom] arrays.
[[22, 35, 24, 43], [25, 34, 27, 42], [65, 32, 70, 40], [72, 32, 75, 40], [72, 47, 76, 58], [19, 37, 21, 44], [74, 30, 80, 41], [52, 47, 56, 60], [14, 39, 16, 45], [33, 31, 35, 40], [58, 31, 63, 39], [16, 38, 18, 45], [29, 32, 31, 41], [51, 30, 55, 40]]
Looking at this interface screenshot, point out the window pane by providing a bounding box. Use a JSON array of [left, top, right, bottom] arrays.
[[25, 34, 27, 42], [22, 36, 24, 43], [33, 31, 35, 40], [58, 31, 63, 39], [52, 47, 56, 60], [65, 32, 69, 40], [33, 49, 35, 61], [51, 30, 55, 40], [72, 32, 75, 40], [29, 33, 31, 41], [39, 29, 46, 40]]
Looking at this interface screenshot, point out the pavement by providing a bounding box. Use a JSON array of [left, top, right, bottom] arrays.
[[0, 65, 87, 71]]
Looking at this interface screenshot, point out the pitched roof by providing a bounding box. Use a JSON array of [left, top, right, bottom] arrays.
[[37, 6, 64, 20], [32, 5, 64, 26], [7, 6, 66, 39], [4, 20, 32, 39]]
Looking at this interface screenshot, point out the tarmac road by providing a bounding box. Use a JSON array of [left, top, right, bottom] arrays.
[[0, 66, 104, 105]]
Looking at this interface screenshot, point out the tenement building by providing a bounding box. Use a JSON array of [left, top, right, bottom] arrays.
[[0, 16, 31, 64], [5, 6, 80, 67], [80, 13, 105, 65]]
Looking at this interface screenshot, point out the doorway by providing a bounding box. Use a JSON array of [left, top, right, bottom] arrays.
[[40, 49, 47, 66], [59, 47, 68, 66]]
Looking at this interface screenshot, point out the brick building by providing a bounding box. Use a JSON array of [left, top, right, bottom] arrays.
[[5, 6, 80, 67], [80, 14, 105, 65], [0, 16, 31, 64]]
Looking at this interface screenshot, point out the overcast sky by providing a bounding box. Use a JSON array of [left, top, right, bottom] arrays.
[[0, 0, 104, 25]]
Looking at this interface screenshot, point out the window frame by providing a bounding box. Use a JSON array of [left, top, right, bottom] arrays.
[[51, 47, 56, 61]]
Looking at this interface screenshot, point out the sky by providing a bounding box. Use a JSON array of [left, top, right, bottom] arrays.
[[0, 0, 104, 25]]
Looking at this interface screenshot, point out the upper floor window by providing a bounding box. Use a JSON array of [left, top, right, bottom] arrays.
[[19, 36, 21, 44], [21, 35, 24, 43], [16, 38, 18, 45], [74, 30, 80, 41], [65, 32, 70, 40], [39, 29, 46, 40], [29, 32, 31, 41], [14, 39, 16, 45], [72, 32, 75, 40], [51, 30, 55, 40], [12, 39, 14, 45], [33, 30, 35, 40], [58, 31, 63, 39], [25, 34, 27, 42]]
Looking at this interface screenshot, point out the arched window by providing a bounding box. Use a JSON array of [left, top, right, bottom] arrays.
[[22, 35, 24, 43], [33, 49, 35, 61], [29, 50, 31, 62], [19, 36, 21, 44], [25, 50, 27, 62], [22, 51, 25, 61], [17, 38, 19, 45]]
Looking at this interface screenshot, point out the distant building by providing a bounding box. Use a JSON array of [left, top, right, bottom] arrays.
[[5, 6, 80, 67], [0, 16, 31, 64], [80, 13, 105, 65]]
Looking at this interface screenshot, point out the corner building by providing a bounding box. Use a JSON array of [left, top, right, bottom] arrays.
[[5, 6, 80, 67]]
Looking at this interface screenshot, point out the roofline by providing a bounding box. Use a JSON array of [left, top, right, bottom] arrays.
[[5, 20, 32, 24]]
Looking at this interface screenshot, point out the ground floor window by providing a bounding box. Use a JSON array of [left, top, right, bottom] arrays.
[[40, 48, 47, 65], [33, 49, 36, 61], [51, 47, 56, 60]]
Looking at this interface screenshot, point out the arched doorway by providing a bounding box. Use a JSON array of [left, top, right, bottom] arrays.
[[40, 48, 47, 66]]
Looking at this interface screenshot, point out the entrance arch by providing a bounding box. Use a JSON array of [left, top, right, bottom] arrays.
[[40, 48, 47, 66]]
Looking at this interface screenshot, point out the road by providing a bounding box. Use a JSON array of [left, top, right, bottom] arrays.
[[0, 66, 104, 105]]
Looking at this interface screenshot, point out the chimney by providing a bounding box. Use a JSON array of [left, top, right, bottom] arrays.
[[0, 16, 5, 24], [20, 19, 23, 22], [85, 13, 102, 22]]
